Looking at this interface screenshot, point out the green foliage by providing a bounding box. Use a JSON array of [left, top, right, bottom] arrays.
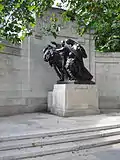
[[62, 0, 120, 52], [0, 0, 54, 44], [0, 0, 120, 52], [0, 43, 4, 50]]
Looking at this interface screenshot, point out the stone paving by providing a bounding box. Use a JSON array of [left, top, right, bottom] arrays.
[[25, 143, 120, 160], [24, 142, 120, 160], [1, 112, 120, 137], [1, 112, 120, 159]]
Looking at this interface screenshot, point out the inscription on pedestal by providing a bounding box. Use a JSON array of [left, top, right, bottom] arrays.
[[74, 85, 89, 90]]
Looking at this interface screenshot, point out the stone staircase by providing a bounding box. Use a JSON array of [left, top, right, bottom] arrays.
[[1, 124, 120, 160]]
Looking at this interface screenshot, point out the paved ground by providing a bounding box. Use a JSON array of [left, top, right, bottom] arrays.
[[1, 112, 120, 159], [31, 144, 120, 160], [1, 112, 120, 137]]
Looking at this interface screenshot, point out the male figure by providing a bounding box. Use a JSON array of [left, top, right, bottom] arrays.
[[52, 40, 72, 80]]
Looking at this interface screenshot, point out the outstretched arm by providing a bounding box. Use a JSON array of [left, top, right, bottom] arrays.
[[56, 47, 64, 52], [43, 45, 52, 53], [51, 41, 61, 48]]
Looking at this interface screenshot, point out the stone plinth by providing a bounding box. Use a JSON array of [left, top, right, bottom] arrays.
[[48, 84, 100, 117]]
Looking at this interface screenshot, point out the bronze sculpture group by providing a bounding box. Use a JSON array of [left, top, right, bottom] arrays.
[[43, 39, 94, 84]]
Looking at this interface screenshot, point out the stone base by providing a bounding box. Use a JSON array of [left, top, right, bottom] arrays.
[[48, 84, 100, 117], [57, 80, 95, 84]]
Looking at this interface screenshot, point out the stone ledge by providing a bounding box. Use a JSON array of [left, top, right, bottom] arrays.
[[100, 109, 120, 114], [50, 107, 100, 117], [0, 105, 46, 117], [0, 97, 47, 116]]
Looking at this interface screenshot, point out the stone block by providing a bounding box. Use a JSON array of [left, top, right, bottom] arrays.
[[47, 92, 53, 112], [0, 97, 47, 116], [48, 84, 100, 117]]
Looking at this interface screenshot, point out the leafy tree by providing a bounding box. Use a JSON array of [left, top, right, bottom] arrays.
[[0, 0, 54, 43], [0, 0, 120, 52], [62, 0, 120, 52]]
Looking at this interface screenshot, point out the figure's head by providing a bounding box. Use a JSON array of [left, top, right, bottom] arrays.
[[75, 44, 87, 59], [61, 40, 65, 47], [43, 46, 53, 62], [43, 45, 51, 53], [65, 39, 76, 46]]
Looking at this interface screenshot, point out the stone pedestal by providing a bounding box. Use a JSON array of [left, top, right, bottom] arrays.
[[48, 84, 100, 117]]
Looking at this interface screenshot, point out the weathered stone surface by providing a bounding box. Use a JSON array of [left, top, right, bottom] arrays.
[[0, 113, 120, 159], [49, 84, 100, 117], [0, 97, 47, 116], [95, 52, 120, 113], [48, 92, 53, 112]]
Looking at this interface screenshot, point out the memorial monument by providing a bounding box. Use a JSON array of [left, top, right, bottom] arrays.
[[43, 39, 100, 116], [43, 39, 94, 84]]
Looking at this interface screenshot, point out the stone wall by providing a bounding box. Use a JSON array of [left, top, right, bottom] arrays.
[[0, 8, 120, 116], [28, 7, 95, 113], [95, 52, 120, 113], [0, 39, 47, 116], [0, 42, 23, 116], [0, 8, 95, 116], [2, 8, 120, 116]]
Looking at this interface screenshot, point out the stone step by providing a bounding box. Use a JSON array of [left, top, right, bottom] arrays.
[[1, 123, 120, 142], [100, 109, 120, 114], [22, 143, 120, 160], [1, 134, 120, 160], [0, 127, 120, 151]]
